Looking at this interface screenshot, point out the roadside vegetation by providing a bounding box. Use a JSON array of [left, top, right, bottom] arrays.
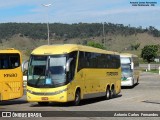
[[0, 22, 160, 61]]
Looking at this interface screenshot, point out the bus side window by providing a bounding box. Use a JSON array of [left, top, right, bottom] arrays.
[[68, 51, 77, 82], [3, 59, 9, 69], [10, 54, 20, 68]]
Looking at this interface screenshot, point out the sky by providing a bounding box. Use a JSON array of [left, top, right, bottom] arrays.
[[0, 0, 160, 29]]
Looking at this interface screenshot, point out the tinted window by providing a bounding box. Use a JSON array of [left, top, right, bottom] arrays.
[[78, 51, 120, 71], [0, 53, 20, 69], [67, 51, 77, 81]]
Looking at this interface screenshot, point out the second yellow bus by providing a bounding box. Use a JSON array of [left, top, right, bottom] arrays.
[[0, 48, 23, 101]]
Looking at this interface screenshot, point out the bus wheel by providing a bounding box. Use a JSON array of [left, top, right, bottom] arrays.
[[105, 88, 110, 100], [132, 79, 135, 87], [38, 102, 49, 106], [73, 90, 81, 106], [110, 89, 115, 99]]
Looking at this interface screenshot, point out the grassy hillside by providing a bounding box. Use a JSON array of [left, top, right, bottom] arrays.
[[0, 32, 160, 61]]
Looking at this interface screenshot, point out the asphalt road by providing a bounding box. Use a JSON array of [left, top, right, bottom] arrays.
[[0, 72, 160, 120]]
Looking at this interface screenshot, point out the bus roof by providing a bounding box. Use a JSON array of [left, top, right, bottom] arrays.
[[0, 48, 21, 54], [120, 53, 138, 58], [31, 44, 119, 55]]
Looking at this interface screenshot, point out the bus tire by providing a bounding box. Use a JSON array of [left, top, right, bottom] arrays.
[[132, 79, 135, 87], [110, 88, 116, 98], [38, 102, 49, 106], [105, 87, 110, 100], [73, 90, 81, 106]]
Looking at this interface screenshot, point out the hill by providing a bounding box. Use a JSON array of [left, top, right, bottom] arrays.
[[0, 23, 160, 60]]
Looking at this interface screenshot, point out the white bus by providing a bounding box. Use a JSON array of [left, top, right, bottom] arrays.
[[120, 53, 139, 87]]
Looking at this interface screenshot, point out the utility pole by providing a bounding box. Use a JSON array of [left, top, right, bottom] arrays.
[[42, 4, 52, 45], [103, 22, 106, 46]]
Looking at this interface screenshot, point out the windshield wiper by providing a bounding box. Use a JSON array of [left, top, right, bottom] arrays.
[[35, 73, 44, 86]]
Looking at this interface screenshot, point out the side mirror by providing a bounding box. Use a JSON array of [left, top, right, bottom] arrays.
[[66, 58, 73, 72], [131, 62, 134, 70], [22, 60, 29, 73]]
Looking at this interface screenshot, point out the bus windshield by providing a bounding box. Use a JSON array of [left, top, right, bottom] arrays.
[[121, 64, 132, 79], [0, 53, 20, 69], [28, 55, 66, 88]]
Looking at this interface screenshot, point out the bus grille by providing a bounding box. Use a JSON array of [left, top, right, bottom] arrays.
[[27, 88, 68, 96]]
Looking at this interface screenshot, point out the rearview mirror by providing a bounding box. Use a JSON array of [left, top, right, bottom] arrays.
[[131, 62, 134, 70], [66, 58, 73, 72], [22, 60, 29, 72]]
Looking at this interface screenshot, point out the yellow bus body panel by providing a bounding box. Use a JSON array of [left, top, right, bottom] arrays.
[[0, 49, 23, 101], [31, 44, 116, 55], [27, 83, 78, 102]]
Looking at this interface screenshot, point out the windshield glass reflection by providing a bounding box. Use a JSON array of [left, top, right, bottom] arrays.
[[28, 55, 66, 88], [121, 64, 132, 79]]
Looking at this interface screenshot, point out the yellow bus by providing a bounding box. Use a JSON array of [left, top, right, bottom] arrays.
[[0, 48, 23, 101], [24, 44, 121, 106], [120, 53, 139, 87]]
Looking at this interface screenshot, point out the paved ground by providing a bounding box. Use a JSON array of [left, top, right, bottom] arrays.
[[0, 72, 160, 120]]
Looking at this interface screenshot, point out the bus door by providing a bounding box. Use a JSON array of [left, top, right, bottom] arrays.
[[77, 51, 91, 96]]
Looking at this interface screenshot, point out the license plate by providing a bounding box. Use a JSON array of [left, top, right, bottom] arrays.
[[41, 97, 48, 101]]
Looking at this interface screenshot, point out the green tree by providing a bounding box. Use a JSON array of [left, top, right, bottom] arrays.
[[87, 41, 105, 49], [141, 45, 159, 63], [131, 43, 140, 50]]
